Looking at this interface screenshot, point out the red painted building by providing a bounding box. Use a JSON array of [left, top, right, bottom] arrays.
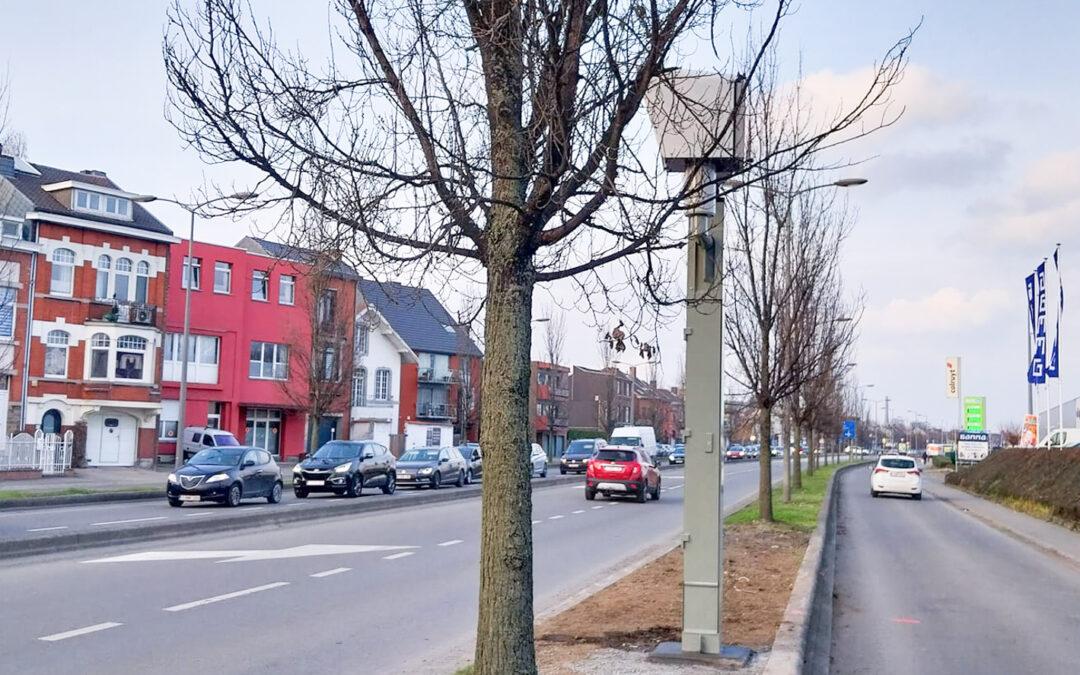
[[158, 237, 357, 460]]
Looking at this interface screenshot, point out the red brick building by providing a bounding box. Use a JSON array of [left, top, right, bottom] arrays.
[[529, 361, 570, 456], [158, 237, 357, 460], [0, 150, 176, 466]]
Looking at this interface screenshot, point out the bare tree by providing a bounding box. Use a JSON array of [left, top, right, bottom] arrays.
[[163, 1, 911, 669], [0, 73, 26, 158], [542, 307, 567, 367]]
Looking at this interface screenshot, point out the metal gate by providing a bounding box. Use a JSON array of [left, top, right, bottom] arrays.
[[0, 430, 73, 475]]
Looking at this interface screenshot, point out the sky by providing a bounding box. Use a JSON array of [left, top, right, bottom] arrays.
[[1, 1, 1077, 432]]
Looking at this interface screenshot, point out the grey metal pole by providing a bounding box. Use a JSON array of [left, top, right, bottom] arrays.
[[174, 208, 195, 469], [680, 165, 725, 655]]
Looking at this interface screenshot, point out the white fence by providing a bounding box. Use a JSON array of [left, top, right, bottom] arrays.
[[0, 430, 74, 475]]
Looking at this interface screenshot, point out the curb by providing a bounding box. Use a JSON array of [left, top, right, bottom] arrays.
[[0, 465, 683, 562], [762, 461, 871, 675], [0, 490, 162, 510]]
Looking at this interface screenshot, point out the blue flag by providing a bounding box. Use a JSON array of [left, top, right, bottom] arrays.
[[1030, 262, 1047, 384], [1048, 247, 1063, 378]]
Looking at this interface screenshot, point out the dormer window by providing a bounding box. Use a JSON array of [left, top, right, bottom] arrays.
[[73, 189, 131, 219]]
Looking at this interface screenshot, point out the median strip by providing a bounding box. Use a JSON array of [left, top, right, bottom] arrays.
[[163, 582, 289, 612], [38, 622, 123, 642]]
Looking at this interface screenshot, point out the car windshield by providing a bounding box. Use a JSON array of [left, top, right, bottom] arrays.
[[566, 441, 594, 456], [595, 449, 637, 462], [401, 449, 440, 462], [880, 458, 916, 469], [673, 446, 684, 454], [313, 441, 362, 460], [609, 436, 642, 447], [189, 448, 245, 466], [213, 435, 239, 447]]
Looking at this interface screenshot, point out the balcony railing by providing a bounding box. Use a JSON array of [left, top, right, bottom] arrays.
[[418, 368, 454, 384], [552, 386, 571, 398], [418, 402, 456, 420], [101, 301, 158, 326]]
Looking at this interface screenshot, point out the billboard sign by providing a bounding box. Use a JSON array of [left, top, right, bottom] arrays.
[[963, 396, 986, 432], [957, 431, 991, 463], [946, 357, 961, 398], [1020, 414, 1038, 447]]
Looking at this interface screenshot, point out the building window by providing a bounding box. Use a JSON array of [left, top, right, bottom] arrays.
[[321, 346, 339, 381], [50, 248, 75, 296], [245, 407, 282, 457], [0, 286, 15, 339], [352, 368, 367, 406], [317, 289, 336, 325], [249, 341, 288, 380], [74, 189, 131, 219], [135, 261, 150, 303], [163, 333, 220, 384], [374, 368, 392, 401], [115, 335, 147, 380], [114, 257, 132, 301], [252, 270, 269, 301], [214, 262, 232, 293], [95, 254, 112, 300], [425, 427, 442, 446], [356, 321, 369, 356], [44, 330, 69, 377], [278, 274, 294, 305], [206, 401, 222, 429], [159, 400, 179, 441], [182, 257, 201, 290], [89, 333, 110, 378]]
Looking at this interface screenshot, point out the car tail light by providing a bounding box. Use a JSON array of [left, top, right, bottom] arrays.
[[873, 467, 889, 474], [629, 463, 641, 479], [908, 469, 921, 476]]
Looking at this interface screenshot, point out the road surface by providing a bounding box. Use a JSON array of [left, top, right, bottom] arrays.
[[0, 459, 779, 674], [830, 465, 1080, 674]]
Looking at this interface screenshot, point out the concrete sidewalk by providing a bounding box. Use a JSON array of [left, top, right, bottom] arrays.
[[0, 466, 169, 494], [924, 471, 1080, 568]]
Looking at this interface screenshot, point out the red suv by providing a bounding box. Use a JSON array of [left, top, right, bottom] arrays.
[[586, 448, 661, 503]]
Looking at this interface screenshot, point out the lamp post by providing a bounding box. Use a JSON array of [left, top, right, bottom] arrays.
[[132, 192, 257, 468]]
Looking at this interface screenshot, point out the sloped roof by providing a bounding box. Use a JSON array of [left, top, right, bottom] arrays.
[[6, 162, 172, 235], [357, 278, 482, 357], [238, 236, 360, 280]]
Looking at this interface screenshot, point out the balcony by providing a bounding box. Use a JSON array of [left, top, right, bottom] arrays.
[[417, 402, 456, 420], [100, 301, 158, 327], [418, 368, 454, 385], [552, 386, 570, 399]]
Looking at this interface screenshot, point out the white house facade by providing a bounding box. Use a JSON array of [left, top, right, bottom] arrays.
[[350, 307, 416, 448]]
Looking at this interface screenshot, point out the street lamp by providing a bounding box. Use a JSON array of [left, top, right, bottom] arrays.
[[722, 177, 868, 195], [132, 192, 258, 468]]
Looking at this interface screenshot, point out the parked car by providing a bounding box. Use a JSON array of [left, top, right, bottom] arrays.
[[560, 439, 602, 474], [396, 446, 468, 488], [745, 446, 760, 460], [586, 447, 661, 502], [725, 446, 745, 461], [608, 425, 658, 459], [180, 426, 240, 461], [167, 446, 282, 507], [1039, 428, 1080, 448], [870, 454, 922, 500], [530, 443, 549, 478], [292, 440, 396, 498], [458, 443, 483, 483], [653, 443, 672, 461], [669, 444, 685, 465]]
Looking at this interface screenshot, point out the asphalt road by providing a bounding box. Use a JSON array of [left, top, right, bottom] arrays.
[[0, 459, 782, 674], [830, 465, 1080, 675]]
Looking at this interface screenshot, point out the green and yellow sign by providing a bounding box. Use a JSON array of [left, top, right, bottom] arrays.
[[964, 396, 986, 432]]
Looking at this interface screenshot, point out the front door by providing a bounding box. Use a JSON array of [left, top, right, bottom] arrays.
[[87, 413, 136, 466], [317, 416, 338, 448]]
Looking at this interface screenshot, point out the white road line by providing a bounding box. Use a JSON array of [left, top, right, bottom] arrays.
[[438, 540, 463, 547], [591, 505, 604, 510], [182, 512, 215, 518], [531, 520, 542, 525], [245, 506, 265, 511], [310, 567, 351, 578], [383, 552, 415, 561], [92, 516, 168, 526], [27, 526, 68, 532], [163, 582, 289, 612], [572, 510, 585, 514], [548, 515, 564, 520], [39, 622, 123, 642]]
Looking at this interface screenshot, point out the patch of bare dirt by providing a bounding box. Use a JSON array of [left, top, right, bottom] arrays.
[[536, 523, 809, 674]]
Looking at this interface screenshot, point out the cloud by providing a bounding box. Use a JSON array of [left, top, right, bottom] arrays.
[[866, 287, 1010, 334], [971, 148, 1080, 245], [872, 138, 1011, 190]]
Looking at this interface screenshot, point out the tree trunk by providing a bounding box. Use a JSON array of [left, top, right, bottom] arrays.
[[793, 422, 803, 489], [758, 405, 774, 522], [475, 258, 536, 673], [781, 410, 791, 503], [806, 424, 815, 476]]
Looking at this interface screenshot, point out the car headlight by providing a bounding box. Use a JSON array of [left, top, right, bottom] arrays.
[[206, 472, 230, 484], [418, 467, 433, 476], [334, 462, 352, 474], [167, 473, 177, 484], [293, 464, 303, 474]]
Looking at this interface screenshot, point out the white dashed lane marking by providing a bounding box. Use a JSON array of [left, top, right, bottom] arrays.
[[91, 517, 167, 526], [548, 515, 564, 520], [572, 510, 585, 514], [27, 526, 68, 532], [310, 567, 351, 578], [438, 540, 463, 547], [163, 583, 289, 612], [38, 622, 123, 642], [591, 505, 604, 510], [531, 520, 542, 525], [383, 552, 415, 561]]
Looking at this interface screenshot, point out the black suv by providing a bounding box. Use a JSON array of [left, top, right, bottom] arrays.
[[561, 439, 602, 474], [292, 440, 396, 498]]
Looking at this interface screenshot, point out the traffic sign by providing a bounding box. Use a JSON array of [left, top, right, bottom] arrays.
[[963, 396, 986, 432], [842, 419, 857, 439]]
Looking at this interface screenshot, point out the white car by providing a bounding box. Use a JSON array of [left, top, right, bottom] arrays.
[[530, 443, 549, 478], [870, 455, 922, 500]]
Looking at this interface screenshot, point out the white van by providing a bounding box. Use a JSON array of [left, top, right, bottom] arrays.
[[609, 426, 658, 461], [1038, 428, 1080, 448], [181, 426, 241, 461]]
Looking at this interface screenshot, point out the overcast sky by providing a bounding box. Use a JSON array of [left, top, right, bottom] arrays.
[[2, 1, 1076, 431]]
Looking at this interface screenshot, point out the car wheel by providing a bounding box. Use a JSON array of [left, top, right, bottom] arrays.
[[651, 479, 661, 500], [871, 489, 879, 498], [382, 473, 396, 495], [168, 498, 183, 508], [456, 470, 465, 488], [585, 488, 596, 501], [636, 484, 648, 503], [913, 492, 923, 501], [431, 472, 441, 489], [347, 475, 364, 498], [465, 469, 473, 485], [267, 481, 283, 504], [540, 466, 547, 478], [294, 488, 308, 499], [225, 484, 242, 507]]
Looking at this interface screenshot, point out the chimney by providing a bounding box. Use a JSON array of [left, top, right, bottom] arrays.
[[81, 169, 107, 177], [630, 366, 637, 383], [0, 145, 14, 179]]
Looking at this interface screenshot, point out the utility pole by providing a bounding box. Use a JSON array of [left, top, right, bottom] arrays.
[[884, 396, 890, 425]]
